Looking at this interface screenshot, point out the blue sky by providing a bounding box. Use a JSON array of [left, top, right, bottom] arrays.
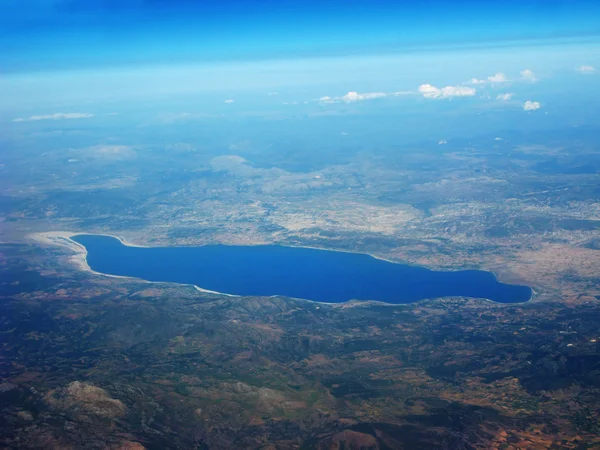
[[2, 0, 600, 72], [1, 0, 599, 131]]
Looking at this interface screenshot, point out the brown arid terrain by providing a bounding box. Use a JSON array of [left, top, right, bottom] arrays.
[[2, 115, 600, 449], [1, 242, 600, 449]]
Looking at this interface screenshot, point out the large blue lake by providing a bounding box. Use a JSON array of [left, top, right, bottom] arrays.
[[72, 234, 532, 304]]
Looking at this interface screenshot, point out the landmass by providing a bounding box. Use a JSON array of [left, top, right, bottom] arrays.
[[1, 242, 600, 448], [2, 124, 600, 448]]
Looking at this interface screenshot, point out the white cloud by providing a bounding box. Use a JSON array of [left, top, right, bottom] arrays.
[[494, 137, 503, 141], [438, 139, 447, 145], [468, 78, 486, 85], [469, 73, 508, 84], [496, 93, 514, 101], [341, 91, 387, 102], [13, 112, 94, 122], [267, 92, 279, 96], [488, 73, 508, 83], [577, 65, 596, 74], [520, 69, 537, 82], [436, 86, 476, 98], [318, 91, 391, 103], [224, 99, 235, 103], [418, 84, 476, 99], [418, 84, 440, 98], [318, 86, 466, 104], [523, 100, 541, 111]]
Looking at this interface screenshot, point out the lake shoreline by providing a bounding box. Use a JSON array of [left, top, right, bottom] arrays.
[[30, 231, 533, 305], [29, 231, 240, 298]]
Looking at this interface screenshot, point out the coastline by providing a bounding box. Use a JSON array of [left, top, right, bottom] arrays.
[[28, 231, 534, 305]]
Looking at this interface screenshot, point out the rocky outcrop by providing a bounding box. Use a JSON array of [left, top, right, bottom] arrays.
[[44, 381, 126, 421]]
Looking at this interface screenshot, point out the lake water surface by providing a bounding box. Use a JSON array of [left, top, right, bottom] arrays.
[[72, 234, 532, 304]]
